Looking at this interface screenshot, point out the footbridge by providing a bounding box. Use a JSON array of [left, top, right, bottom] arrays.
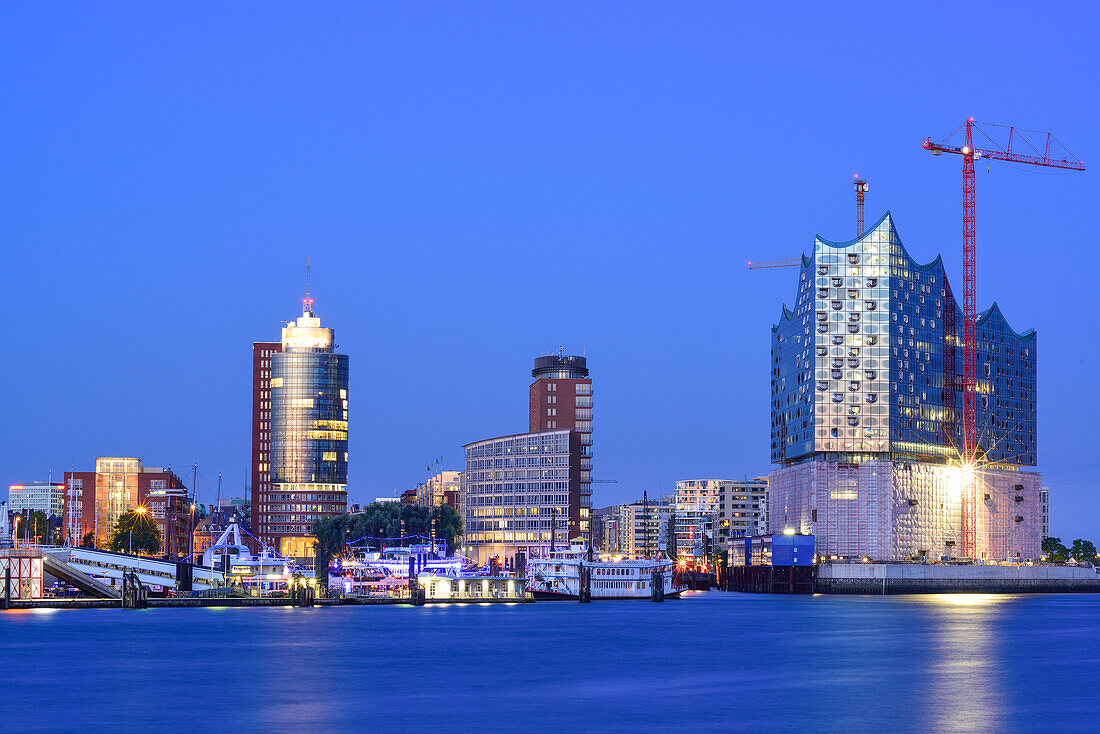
[[42, 547, 226, 593]]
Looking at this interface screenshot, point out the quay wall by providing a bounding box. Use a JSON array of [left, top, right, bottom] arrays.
[[817, 563, 1100, 594]]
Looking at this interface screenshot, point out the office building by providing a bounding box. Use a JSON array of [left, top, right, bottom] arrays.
[[63, 458, 193, 558], [253, 291, 349, 559], [463, 429, 586, 565], [8, 482, 65, 519], [768, 212, 1040, 560], [462, 352, 594, 564]]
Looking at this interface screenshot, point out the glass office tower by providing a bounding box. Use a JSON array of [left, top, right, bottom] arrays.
[[267, 296, 349, 559]]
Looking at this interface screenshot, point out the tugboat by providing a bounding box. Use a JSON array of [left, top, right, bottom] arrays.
[[526, 543, 683, 600]]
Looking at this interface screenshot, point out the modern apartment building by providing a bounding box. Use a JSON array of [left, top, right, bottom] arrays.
[[253, 292, 349, 559], [591, 506, 618, 552], [673, 480, 721, 559], [415, 471, 463, 508], [63, 458, 193, 558], [768, 212, 1040, 560], [616, 494, 672, 556], [716, 478, 768, 544]]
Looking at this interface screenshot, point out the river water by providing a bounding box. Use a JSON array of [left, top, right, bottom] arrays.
[[2, 591, 1097, 732]]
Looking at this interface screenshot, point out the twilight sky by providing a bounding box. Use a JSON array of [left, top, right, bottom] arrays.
[[2, 4, 1097, 539]]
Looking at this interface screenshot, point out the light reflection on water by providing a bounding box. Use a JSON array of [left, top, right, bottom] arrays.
[[919, 594, 1015, 733]]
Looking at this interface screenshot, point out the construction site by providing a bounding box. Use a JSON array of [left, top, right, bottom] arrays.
[[758, 118, 1091, 589]]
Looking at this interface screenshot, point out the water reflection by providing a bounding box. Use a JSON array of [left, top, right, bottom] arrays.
[[920, 594, 1013, 733]]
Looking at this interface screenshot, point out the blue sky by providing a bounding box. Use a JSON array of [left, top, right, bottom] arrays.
[[2, 4, 1097, 539]]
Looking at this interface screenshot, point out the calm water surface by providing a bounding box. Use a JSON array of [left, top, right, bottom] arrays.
[[3, 591, 1098, 733]]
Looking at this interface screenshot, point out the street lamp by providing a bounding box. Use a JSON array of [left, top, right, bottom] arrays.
[[131, 507, 148, 555]]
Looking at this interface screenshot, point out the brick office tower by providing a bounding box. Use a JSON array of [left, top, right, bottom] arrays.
[[250, 340, 281, 549], [529, 353, 592, 539], [252, 289, 349, 560]]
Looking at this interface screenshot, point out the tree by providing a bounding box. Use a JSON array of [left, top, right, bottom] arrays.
[[108, 510, 162, 555], [311, 502, 467, 587], [1042, 537, 1069, 562], [16, 510, 50, 545], [430, 505, 463, 550], [311, 514, 352, 589], [1069, 539, 1098, 564], [81, 531, 96, 549]]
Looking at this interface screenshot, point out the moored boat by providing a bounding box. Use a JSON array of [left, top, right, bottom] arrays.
[[526, 544, 683, 600]]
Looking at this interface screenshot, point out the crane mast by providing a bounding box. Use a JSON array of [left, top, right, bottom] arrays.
[[923, 118, 1084, 557], [854, 175, 868, 237]]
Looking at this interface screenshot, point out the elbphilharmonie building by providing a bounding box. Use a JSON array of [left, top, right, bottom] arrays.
[[768, 212, 1040, 561]]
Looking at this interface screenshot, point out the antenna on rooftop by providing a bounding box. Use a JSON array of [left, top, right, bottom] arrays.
[[303, 257, 314, 316]]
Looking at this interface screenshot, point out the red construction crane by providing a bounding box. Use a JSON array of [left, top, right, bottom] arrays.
[[923, 118, 1084, 557]]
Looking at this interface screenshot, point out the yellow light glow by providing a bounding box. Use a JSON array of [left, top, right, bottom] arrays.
[[783, 528, 796, 535], [927, 593, 1005, 607]]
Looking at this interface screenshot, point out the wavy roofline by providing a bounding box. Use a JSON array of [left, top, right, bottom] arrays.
[[814, 210, 893, 249], [977, 301, 1037, 341]]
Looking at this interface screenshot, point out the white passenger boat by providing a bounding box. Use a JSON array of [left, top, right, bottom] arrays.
[[526, 544, 683, 600]]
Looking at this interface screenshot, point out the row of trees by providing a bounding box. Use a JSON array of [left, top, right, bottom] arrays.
[[1042, 537, 1098, 563], [312, 502, 463, 586]]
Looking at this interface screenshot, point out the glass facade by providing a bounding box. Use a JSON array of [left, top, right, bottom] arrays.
[[771, 212, 1037, 467], [94, 457, 140, 548], [265, 301, 349, 557], [270, 352, 349, 484]]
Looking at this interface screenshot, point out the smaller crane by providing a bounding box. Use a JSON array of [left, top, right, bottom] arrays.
[[854, 175, 868, 236], [747, 258, 801, 270], [748, 176, 869, 270]]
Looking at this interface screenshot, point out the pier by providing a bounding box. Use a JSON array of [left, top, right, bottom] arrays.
[[816, 562, 1100, 594]]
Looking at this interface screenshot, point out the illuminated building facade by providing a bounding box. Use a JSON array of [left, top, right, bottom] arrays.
[[63, 458, 192, 558], [768, 212, 1040, 560], [463, 429, 585, 565], [257, 294, 349, 559]]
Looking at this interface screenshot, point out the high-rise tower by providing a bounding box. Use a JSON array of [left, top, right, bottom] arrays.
[[530, 352, 592, 514], [253, 287, 349, 559]]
